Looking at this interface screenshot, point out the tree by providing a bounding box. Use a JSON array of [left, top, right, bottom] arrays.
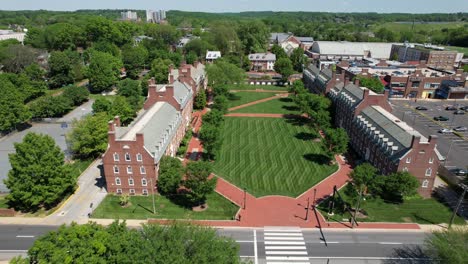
[[117, 79, 142, 110], [122, 44, 149, 79], [48, 51, 75, 88], [84, 16, 124, 45], [29, 96, 72, 118], [206, 60, 245, 88], [212, 95, 229, 114], [149, 58, 172, 84], [424, 227, 468, 264], [271, 44, 288, 60], [322, 128, 349, 159], [4, 133, 75, 211], [109, 96, 135, 125], [86, 51, 123, 93], [184, 38, 214, 59], [203, 109, 224, 127], [194, 89, 207, 110], [290, 48, 307, 72], [355, 75, 385, 93], [184, 161, 217, 206], [0, 77, 32, 131], [61, 85, 89, 106], [289, 80, 307, 95], [24, 63, 46, 81], [44, 23, 84, 51], [157, 156, 183, 195], [209, 23, 241, 55], [27, 221, 241, 264], [185, 51, 198, 65], [67, 112, 109, 159], [349, 163, 378, 194], [237, 20, 269, 53], [199, 125, 223, 160], [370, 172, 419, 202], [92, 97, 112, 113], [119, 194, 130, 206], [274, 58, 294, 81], [0, 44, 39, 73]]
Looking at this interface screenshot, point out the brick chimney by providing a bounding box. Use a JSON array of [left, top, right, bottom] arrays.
[[354, 78, 360, 87], [194, 61, 199, 68], [113, 116, 121, 127], [169, 74, 175, 84], [363, 88, 369, 98]]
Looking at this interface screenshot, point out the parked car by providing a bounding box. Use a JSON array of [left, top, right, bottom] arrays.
[[415, 106, 428, 110], [454, 126, 467, 132], [453, 168, 466, 176], [439, 128, 453, 134], [459, 106, 467, 111], [434, 116, 449, 121], [445, 106, 457, 111], [454, 110, 465, 115]]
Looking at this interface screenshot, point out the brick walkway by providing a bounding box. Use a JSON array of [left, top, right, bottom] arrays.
[[228, 93, 289, 112], [225, 113, 284, 118], [230, 89, 288, 93]]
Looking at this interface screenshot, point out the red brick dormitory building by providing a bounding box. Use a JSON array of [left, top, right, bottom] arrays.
[[102, 62, 206, 195], [304, 65, 442, 198]]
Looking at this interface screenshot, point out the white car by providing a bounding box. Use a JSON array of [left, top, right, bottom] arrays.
[[454, 126, 467, 132], [439, 128, 453, 134]]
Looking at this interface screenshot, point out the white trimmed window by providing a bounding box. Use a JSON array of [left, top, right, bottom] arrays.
[[125, 153, 131, 161], [422, 180, 429, 188], [129, 189, 135, 195], [429, 157, 434, 164], [140, 166, 146, 174], [115, 178, 121, 185], [425, 168, 432, 177], [406, 157, 411, 163], [116, 189, 122, 194], [141, 178, 147, 186], [142, 189, 148, 195], [113, 166, 119, 174], [136, 153, 142, 162], [127, 166, 133, 174], [128, 178, 134, 186], [113, 153, 119, 161]]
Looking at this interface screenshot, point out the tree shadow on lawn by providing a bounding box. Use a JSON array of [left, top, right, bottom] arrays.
[[134, 203, 155, 215], [279, 97, 293, 103], [303, 153, 330, 165], [284, 115, 309, 126], [282, 105, 301, 112], [227, 93, 241, 101], [382, 245, 432, 264], [295, 132, 319, 141]]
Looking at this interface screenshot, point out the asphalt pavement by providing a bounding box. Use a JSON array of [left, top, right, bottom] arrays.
[[0, 225, 430, 263]]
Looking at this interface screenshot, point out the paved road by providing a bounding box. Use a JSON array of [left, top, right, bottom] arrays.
[[0, 225, 430, 263], [390, 99, 468, 170], [0, 100, 94, 193]]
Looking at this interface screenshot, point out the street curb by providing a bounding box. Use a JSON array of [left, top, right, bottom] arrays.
[[53, 185, 80, 214]]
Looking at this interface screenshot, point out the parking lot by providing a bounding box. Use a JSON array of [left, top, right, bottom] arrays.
[[390, 99, 468, 172]]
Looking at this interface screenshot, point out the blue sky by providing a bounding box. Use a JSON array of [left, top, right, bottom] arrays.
[[1, 0, 467, 13]]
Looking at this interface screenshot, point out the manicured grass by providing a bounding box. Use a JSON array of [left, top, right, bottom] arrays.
[[227, 91, 277, 108], [228, 84, 289, 91], [230, 96, 300, 115], [444, 46, 468, 56], [67, 159, 94, 178], [213, 117, 337, 197], [92, 192, 239, 220], [318, 188, 465, 225], [0, 196, 8, 209]]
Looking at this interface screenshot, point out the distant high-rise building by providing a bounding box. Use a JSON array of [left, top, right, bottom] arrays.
[[121, 11, 138, 21], [146, 10, 167, 24]]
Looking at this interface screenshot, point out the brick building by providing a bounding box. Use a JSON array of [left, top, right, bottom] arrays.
[[390, 44, 462, 70], [248, 53, 276, 71], [102, 63, 206, 195], [304, 68, 442, 197]]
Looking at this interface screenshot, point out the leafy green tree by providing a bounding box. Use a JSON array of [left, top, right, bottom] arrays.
[[0, 78, 32, 131], [206, 60, 245, 88], [355, 76, 385, 93], [84, 16, 124, 45], [4, 133, 75, 211], [274, 58, 294, 81], [29, 96, 72, 118], [289, 80, 307, 95], [48, 51, 74, 88], [271, 44, 288, 60], [199, 125, 222, 160], [24, 27, 46, 49], [86, 51, 123, 93], [62, 85, 89, 106], [370, 172, 419, 202], [122, 44, 149, 79], [212, 95, 229, 114], [24, 63, 46, 81], [2, 72, 46, 103], [322, 128, 349, 159], [157, 156, 183, 195], [194, 89, 207, 110], [184, 38, 214, 59], [237, 20, 269, 53], [290, 48, 307, 72], [209, 23, 241, 55], [186, 51, 198, 65], [44, 22, 84, 51], [184, 161, 217, 206], [424, 227, 468, 264], [109, 96, 135, 125], [145, 24, 181, 48], [117, 79, 142, 110], [149, 58, 172, 84], [92, 97, 112, 113], [203, 109, 224, 127], [349, 163, 378, 194], [91, 41, 121, 58], [0, 44, 39, 73], [119, 194, 130, 206], [67, 112, 109, 159]]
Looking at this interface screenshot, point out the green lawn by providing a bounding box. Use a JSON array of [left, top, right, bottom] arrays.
[[228, 91, 277, 108], [213, 117, 337, 197], [444, 46, 468, 56], [92, 192, 239, 220], [230, 96, 300, 115], [67, 159, 94, 178], [318, 189, 465, 225], [228, 84, 289, 91]]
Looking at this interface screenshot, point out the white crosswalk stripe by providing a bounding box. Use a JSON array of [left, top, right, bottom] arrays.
[[263, 227, 309, 264]]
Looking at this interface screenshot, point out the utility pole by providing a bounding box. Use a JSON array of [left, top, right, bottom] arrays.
[[149, 178, 156, 214], [243, 188, 247, 210], [449, 184, 467, 229], [313, 188, 317, 208], [352, 185, 364, 228], [444, 140, 462, 166], [305, 197, 310, 221]]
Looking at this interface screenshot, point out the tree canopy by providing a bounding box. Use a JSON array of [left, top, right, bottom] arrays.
[[86, 51, 123, 93], [424, 227, 468, 264], [67, 112, 109, 159], [184, 162, 217, 206], [206, 60, 245, 88]]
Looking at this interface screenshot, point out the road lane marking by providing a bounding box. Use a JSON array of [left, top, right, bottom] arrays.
[[0, 250, 28, 252], [267, 262, 309, 264], [266, 251, 308, 255], [265, 246, 307, 250], [15, 235, 34, 238], [264, 232, 303, 236], [253, 230, 258, 264], [378, 242, 403, 245], [265, 236, 303, 240], [264, 241, 305, 245], [266, 256, 309, 261], [236, 240, 254, 243], [320, 241, 339, 244]]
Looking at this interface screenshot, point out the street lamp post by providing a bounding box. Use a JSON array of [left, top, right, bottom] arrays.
[[444, 140, 463, 166], [243, 188, 247, 210], [149, 178, 156, 214], [313, 188, 317, 208], [449, 184, 467, 229]]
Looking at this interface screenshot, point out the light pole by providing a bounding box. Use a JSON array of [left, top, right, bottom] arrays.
[[449, 184, 467, 229], [313, 188, 317, 208], [444, 140, 463, 166], [149, 178, 156, 215], [243, 188, 247, 210], [352, 185, 364, 228], [305, 197, 310, 221]]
